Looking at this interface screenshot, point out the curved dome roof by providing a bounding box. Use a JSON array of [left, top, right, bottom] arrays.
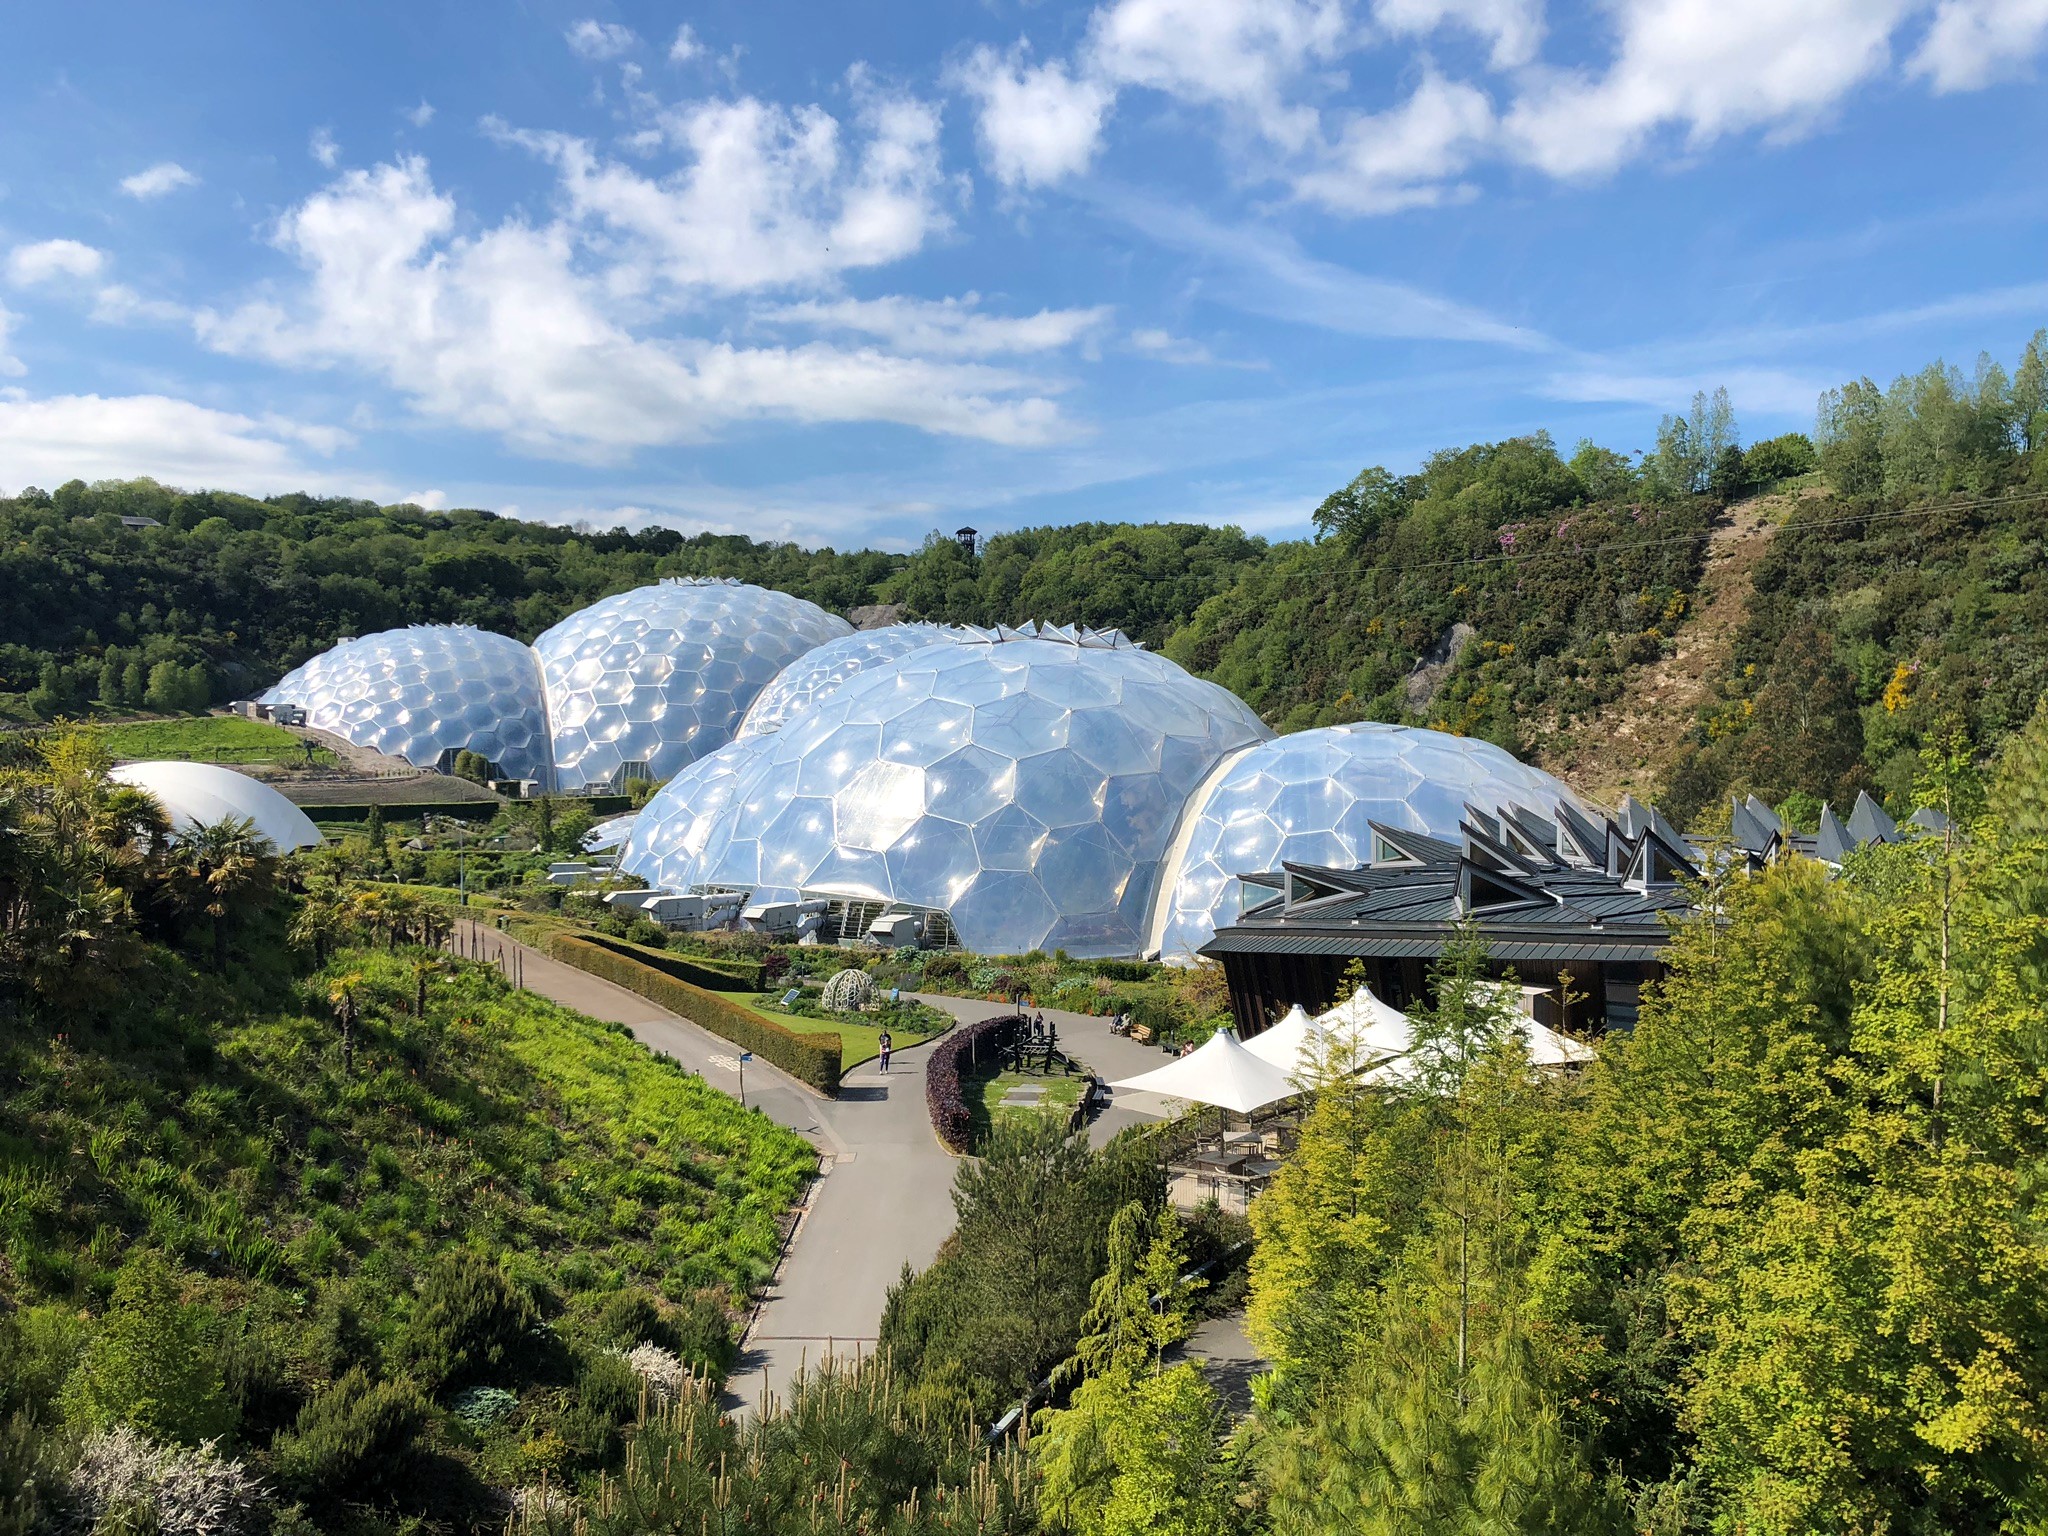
[[260, 625, 550, 783], [657, 630, 1272, 957], [617, 737, 779, 894], [532, 578, 853, 792], [735, 623, 968, 739], [1148, 722, 1584, 963], [110, 761, 323, 853]]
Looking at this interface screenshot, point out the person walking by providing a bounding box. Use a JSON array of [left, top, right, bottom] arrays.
[[877, 1029, 893, 1074]]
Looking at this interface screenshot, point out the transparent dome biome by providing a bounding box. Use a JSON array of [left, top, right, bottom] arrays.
[[655, 626, 1271, 957], [617, 737, 793, 901], [1147, 721, 1586, 963], [736, 623, 968, 739], [532, 578, 853, 792], [260, 625, 551, 784]]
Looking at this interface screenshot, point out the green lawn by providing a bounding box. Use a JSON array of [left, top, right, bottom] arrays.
[[98, 713, 337, 766], [716, 992, 949, 1070], [964, 1061, 1088, 1142]]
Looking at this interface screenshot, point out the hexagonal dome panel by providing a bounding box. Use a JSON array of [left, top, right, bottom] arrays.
[[632, 629, 1272, 957], [735, 623, 972, 738], [1148, 722, 1586, 963], [259, 625, 550, 783], [532, 578, 853, 792]]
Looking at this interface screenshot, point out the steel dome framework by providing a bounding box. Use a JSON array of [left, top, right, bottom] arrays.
[[623, 627, 1272, 957], [1147, 722, 1584, 963], [260, 624, 552, 784], [533, 578, 853, 792]]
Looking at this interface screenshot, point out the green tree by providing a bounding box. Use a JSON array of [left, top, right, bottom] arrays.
[[1037, 1364, 1237, 1536], [143, 658, 184, 713], [1313, 465, 1411, 544], [61, 1253, 236, 1446]]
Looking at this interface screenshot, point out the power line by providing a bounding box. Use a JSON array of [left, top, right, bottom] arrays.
[[1358, 485, 2048, 579]]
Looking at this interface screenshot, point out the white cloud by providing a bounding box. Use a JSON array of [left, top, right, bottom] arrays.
[[0, 304, 24, 376], [119, 162, 198, 199], [0, 392, 351, 492], [310, 127, 341, 168], [763, 294, 1113, 356], [1371, 0, 1544, 69], [1911, 0, 2048, 90], [1542, 364, 1828, 417], [91, 284, 189, 325], [405, 100, 436, 127], [1296, 72, 1495, 212], [1505, 0, 1917, 178], [7, 239, 108, 285], [669, 24, 701, 62], [400, 488, 448, 509], [497, 85, 950, 295], [566, 19, 638, 60], [954, 43, 1117, 188], [196, 157, 1075, 456], [1130, 327, 1218, 364], [1106, 189, 1551, 347], [1087, 0, 1348, 151]]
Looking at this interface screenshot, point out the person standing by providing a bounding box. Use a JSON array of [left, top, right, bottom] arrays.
[[877, 1029, 893, 1074]]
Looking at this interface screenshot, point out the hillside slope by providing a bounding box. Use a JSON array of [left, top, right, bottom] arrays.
[[1535, 490, 1791, 805]]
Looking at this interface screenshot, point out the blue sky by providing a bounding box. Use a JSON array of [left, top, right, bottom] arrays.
[[1, 0, 2044, 549]]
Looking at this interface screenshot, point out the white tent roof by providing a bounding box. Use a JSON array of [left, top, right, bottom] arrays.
[[1314, 986, 1416, 1059], [1243, 997, 1409, 1077], [110, 761, 323, 853], [1248, 982, 1595, 1087], [1109, 1027, 1299, 1112]]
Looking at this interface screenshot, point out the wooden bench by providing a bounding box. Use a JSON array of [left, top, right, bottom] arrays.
[[1130, 1023, 1156, 1045]]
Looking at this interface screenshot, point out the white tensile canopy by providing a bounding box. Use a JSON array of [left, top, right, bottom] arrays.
[[110, 760, 323, 854], [1248, 982, 1595, 1087], [1471, 981, 1598, 1066], [1108, 1027, 1299, 1112], [1241, 999, 1407, 1077]]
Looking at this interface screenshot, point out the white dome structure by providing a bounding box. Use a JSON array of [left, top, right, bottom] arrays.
[[616, 738, 781, 895], [532, 578, 853, 792], [736, 623, 968, 739], [260, 625, 551, 784], [110, 761, 323, 853], [1148, 722, 1585, 963], [629, 627, 1272, 957]]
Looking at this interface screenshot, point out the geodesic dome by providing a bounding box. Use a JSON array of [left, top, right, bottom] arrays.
[[736, 623, 968, 739], [1147, 722, 1585, 963], [260, 625, 551, 783], [617, 738, 780, 894], [822, 968, 876, 1011], [654, 628, 1272, 957], [532, 578, 853, 792]]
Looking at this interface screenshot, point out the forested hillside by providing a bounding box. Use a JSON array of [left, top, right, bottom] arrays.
[[2, 330, 2042, 828]]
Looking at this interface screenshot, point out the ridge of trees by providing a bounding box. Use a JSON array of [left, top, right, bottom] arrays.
[[2, 332, 2042, 834]]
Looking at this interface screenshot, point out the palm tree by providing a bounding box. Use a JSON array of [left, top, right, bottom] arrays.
[[288, 894, 345, 969], [328, 972, 363, 1074], [176, 817, 277, 970]]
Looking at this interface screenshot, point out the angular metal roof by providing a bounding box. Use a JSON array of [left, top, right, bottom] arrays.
[[1206, 804, 1694, 965]]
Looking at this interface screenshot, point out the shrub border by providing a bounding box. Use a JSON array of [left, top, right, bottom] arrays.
[[924, 1013, 1027, 1154], [543, 933, 841, 1096], [572, 930, 764, 992]]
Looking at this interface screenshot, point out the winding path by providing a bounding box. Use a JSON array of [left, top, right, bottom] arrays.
[[447, 920, 1172, 1408]]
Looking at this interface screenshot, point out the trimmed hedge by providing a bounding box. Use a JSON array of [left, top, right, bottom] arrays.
[[925, 1013, 1027, 1153], [574, 931, 765, 991], [544, 934, 841, 1095]]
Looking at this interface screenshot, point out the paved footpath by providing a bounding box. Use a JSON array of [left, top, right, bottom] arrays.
[[448, 922, 1172, 1410]]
